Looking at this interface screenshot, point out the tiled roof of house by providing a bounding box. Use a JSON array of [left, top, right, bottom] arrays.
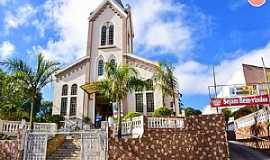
[[242, 64, 270, 84]]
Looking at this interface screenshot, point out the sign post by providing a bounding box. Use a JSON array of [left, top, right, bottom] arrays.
[[261, 57, 270, 109], [212, 66, 219, 113]]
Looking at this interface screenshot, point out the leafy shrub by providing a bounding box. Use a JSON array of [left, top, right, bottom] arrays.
[[46, 115, 64, 123], [152, 107, 173, 116], [124, 112, 142, 121], [83, 117, 91, 124], [184, 107, 202, 117]]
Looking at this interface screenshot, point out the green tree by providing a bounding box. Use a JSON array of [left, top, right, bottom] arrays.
[[233, 107, 257, 120], [90, 62, 145, 138], [184, 107, 202, 117], [221, 108, 233, 125], [36, 101, 53, 122], [0, 69, 29, 120], [1, 54, 60, 128], [153, 62, 178, 108]]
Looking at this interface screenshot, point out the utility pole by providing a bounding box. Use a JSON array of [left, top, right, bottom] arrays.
[[261, 57, 270, 109], [212, 66, 219, 113]]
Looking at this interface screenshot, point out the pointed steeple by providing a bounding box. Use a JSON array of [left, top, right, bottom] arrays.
[[114, 0, 124, 7]]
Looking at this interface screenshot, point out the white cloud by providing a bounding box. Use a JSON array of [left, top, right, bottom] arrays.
[[32, 0, 209, 63], [174, 43, 270, 113], [4, 4, 36, 30], [32, 0, 101, 63], [176, 43, 270, 96], [128, 0, 209, 56], [0, 41, 15, 59]]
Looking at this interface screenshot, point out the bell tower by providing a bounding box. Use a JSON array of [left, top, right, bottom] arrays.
[[83, 0, 134, 121], [85, 0, 134, 81]]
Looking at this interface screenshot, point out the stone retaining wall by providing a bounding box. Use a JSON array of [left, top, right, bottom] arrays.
[[0, 140, 19, 160], [238, 139, 270, 149], [108, 114, 229, 160]]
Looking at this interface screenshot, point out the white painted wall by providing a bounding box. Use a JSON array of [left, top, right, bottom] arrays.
[[90, 6, 124, 82], [53, 64, 87, 118], [126, 65, 176, 115]]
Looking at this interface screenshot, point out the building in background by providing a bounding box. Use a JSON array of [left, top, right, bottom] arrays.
[[205, 63, 270, 114]]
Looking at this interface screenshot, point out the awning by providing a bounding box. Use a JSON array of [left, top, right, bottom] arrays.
[[80, 82, 98, 94]]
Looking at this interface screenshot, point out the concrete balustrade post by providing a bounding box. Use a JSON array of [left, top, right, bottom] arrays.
[[0, 119, 3, 134]]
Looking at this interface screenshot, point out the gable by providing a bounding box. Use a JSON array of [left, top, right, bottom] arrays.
[[89, 0, 127, 22]]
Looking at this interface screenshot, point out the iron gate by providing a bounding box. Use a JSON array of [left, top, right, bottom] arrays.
[[23, 132, 48, 160], [23, 129, 108, 160]]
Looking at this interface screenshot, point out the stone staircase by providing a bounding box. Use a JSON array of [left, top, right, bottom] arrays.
[[47, 137, 81, 160]]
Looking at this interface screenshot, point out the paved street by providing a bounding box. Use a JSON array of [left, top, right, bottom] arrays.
[[229, 141, 270, 160]]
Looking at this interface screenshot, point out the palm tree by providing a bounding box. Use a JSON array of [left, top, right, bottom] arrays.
[[90, 62, 145, 138], [1, 53, 60, 129], [153, 62, 178, 109], [167, 64, 178, 110]]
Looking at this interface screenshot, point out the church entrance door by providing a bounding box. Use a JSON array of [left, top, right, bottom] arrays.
[[95, 93, 113, 128]]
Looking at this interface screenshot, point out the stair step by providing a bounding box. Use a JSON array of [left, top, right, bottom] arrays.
[[49, 152, 80, 155], [47, 138, 81, 160], [47, 158, 80, 160]]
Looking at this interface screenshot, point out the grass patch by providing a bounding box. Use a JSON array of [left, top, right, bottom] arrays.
[[46, 135, 65, 156]]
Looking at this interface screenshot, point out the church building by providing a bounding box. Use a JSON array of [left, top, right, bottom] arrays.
[[52, 0, 180, 124]]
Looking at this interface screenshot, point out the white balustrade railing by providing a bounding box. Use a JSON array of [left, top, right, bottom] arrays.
[[235, 109, 270, 129], [33, 123, 57, 133], [147, 117, 184, 129], [0, 120, 57, 135], [114, 116, 144, 138], [1, 120, 20, 134]]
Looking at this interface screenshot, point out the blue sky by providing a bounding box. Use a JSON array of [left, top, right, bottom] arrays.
[[0, 0, 270, 112]]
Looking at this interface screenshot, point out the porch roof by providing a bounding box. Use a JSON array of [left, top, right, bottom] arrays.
[[80, 83, 98, 94]]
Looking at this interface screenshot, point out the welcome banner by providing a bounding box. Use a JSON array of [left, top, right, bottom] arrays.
[[211, 94, 270, 108]]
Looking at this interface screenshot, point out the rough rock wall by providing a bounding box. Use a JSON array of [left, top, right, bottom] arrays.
[[109, 114, 229, 160], [0, 140, 19, 160], [235, 121, 269, 140]]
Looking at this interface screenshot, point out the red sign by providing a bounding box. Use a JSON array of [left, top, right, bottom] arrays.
[[211, 94, 270, 108], [248, 0, 266, 7]]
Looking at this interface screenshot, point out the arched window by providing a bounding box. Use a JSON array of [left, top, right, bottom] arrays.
[[71, 84, 78, 95], [60, 98, 67, 115], [109, 25, 114, 45], [98, 59, 104, 76], [111, 59, 116, 67], [70, 97, 77, 116], [146, 79, 154, 91], [101, 26, 107, 46], [62, 84, 68, 96]]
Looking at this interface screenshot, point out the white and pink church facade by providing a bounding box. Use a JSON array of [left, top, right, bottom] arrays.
[[52, 0, 180, 124]]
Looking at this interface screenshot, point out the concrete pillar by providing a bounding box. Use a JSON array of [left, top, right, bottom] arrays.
[[0, 119, 3, 133]]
